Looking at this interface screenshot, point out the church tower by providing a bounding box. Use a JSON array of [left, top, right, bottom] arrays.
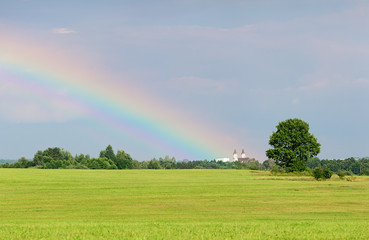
[[233, 149, 238, 161], [241, 149, 246, 158]]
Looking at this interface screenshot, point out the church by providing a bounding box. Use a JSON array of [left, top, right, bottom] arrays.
[[215, 149, 251, 162], [233, 149, 251, 163]]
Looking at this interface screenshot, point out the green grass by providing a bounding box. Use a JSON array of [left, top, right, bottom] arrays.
[[0, 169, 369, 239]]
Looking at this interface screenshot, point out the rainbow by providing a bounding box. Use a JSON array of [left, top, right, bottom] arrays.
[[0, 33, 230, 160]]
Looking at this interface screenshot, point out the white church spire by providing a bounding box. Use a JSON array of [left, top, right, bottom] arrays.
[[233, 149, 238, 161], [241, 149, 246, 158]]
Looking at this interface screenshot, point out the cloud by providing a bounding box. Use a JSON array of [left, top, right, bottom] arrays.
[[169, 76, 226, 94], [112, 24, 256, 56], [294, 74, 369, 93], [52, 28, 77, 34], [297, 78, 331, 91], [0, 78, 87, 123], [356, 77, 369, 84], [292, 98, 299, 105]]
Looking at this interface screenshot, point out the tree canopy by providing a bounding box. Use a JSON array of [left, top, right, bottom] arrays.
[[266, 118, 321, 171]]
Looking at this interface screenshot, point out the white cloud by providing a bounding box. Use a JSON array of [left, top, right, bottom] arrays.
[[169, 76, 226, 94], [52, 28, 76, 34], [356, 77, 369, 84], [290, 74, 369, 94], [113, 24, 256, 55], [298, 79, 330, 91]]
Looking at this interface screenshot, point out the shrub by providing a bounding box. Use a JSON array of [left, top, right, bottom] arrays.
[[270, 166, 286, 175], [337, 170, 345, 179], [322, 167, 333, 179], [313, 167, 332, 180], [346, 170, 354, 176], [313, 167, 323, 180]]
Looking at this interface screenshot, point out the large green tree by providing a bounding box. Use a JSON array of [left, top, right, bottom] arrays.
[[116, 150, 134, 169], [33, 147, 75, 167], [266, 118, 321, 171], [99, 145, 116, 163]]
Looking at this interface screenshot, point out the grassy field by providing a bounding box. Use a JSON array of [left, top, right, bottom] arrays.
[[0, 169, 369, 239]]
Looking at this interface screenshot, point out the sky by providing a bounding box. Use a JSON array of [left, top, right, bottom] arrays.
[[1, 0, 369, 161]]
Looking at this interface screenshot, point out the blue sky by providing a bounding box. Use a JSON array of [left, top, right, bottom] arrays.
[[1, 0, 369, 161]]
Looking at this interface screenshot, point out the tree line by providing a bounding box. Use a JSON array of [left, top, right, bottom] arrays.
[[0, 145, 264, 170], [0, 145, 134, 170], [307, 157, 369, 176], [1, 144, 368, 175]]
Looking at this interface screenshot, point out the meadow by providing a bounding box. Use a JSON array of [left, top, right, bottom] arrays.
[[0, 169, 369, 239]]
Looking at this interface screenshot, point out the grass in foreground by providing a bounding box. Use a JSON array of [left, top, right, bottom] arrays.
[[0, 169, 369, 239]]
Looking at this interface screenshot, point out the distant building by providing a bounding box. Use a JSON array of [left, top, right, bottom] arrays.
[[216, 149, 251, 163], [233, 149, 238, 161], [241, 149, 246, 158], [216, 158, 231, 162], [233, 148, 251, 163]]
